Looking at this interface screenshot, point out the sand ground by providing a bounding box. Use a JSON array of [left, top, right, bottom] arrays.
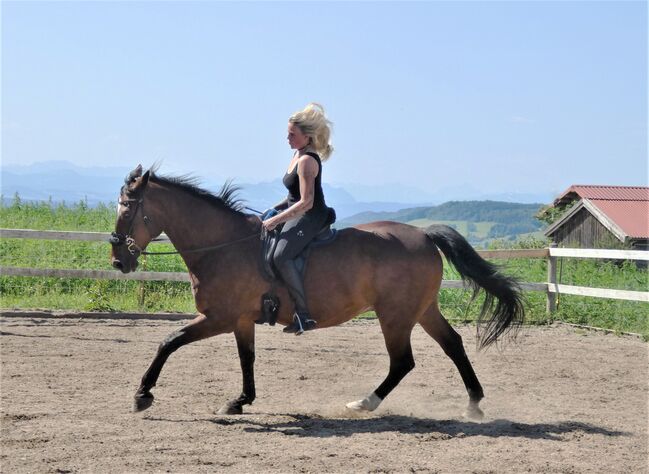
[[1, 316, 647, 473]]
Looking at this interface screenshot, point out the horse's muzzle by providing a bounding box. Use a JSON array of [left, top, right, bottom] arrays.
[[112, 258, 137, 274]]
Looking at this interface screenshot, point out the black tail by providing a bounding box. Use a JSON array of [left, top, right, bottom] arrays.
[[426, 225, 525, 349]]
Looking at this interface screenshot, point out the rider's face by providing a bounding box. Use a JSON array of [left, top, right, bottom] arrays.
[[287, 123, 310, 150]]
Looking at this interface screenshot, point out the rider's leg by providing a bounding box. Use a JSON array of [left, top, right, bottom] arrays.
[[272, 217, 320, 335], [275, 257, 316, 334]]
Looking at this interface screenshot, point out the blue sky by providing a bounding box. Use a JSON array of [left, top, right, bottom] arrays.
[[2, 1, 647, 197]]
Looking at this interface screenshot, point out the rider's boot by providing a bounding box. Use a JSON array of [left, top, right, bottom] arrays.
[[277, 259, 317, 335]]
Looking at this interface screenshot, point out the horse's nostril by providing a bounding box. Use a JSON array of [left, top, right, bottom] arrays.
[[112, 260, 123, 270]]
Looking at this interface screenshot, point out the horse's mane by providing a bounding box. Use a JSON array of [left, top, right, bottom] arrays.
[[148, 172, 247, 215]]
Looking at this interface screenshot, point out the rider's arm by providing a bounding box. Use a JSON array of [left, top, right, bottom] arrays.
[[268, 155, 318, 225]]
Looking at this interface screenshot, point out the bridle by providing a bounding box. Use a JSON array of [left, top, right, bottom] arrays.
[[109, 197, 147, 256], [109, 195, 260, 257]]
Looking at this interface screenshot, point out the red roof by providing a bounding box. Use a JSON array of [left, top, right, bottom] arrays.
[[552, 185, 649, 240], [589, 200, 649, 239], [555, 185, 649, 203]]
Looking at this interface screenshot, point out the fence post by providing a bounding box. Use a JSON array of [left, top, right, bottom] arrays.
[[546, 243, 558, 315], [138, 256, 147, 308]]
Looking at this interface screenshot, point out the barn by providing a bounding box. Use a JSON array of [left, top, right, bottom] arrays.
[[544, 185, 649, 250]]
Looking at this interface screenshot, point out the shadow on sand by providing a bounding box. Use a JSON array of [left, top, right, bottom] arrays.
[[145, 413, 627, 441]]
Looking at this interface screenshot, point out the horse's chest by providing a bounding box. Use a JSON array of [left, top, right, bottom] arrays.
[[190, 274, 244, 313]]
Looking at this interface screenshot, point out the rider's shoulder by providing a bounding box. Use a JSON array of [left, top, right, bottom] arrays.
[[297, 153, 319, 169]]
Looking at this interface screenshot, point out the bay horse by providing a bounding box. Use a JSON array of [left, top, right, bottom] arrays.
[[110, 165, 524, 419]]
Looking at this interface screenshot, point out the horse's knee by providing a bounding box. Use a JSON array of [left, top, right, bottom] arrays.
[[158, 331, 184, 355]]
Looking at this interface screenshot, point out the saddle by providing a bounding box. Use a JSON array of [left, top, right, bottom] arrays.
[[257, 207, 337, 326]]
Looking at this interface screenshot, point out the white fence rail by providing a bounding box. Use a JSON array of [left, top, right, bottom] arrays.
[[1, 229, 647, 311], [0, 228, 171, 243], [545, 245, 649, 308], [548, 284, 649, 303], [1, 266, 189, 282], [549, 247, 649, 261]]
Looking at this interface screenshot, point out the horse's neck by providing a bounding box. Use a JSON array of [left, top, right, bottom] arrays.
[[151, 185, 253, 268]]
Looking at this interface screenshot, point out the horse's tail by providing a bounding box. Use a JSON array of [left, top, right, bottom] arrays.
[[425, 224, 524, 349]]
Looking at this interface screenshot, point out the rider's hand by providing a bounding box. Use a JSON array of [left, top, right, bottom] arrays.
[[263, 217, 279, 231]]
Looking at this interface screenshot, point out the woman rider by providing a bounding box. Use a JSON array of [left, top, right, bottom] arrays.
[[261, 103, 334, 335]]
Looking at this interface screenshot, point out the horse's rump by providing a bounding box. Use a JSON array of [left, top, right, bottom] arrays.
[[300, 221, 444, 326]]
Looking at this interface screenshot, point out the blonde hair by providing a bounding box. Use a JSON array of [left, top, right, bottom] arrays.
[[289, 102, 334, 161]]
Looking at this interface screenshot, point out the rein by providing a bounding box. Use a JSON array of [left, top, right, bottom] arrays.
[[139, 233, 259, 256], [110, 198, 263, 257]]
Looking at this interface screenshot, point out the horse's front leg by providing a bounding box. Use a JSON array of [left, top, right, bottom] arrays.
[[134, 314, 228, 412], [217, 318, 256, 415]]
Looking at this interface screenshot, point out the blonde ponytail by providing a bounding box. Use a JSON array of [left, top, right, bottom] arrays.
[[289, 102, 334, 161]]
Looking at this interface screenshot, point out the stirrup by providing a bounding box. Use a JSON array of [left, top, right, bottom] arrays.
[[283, 312, 317, 335]]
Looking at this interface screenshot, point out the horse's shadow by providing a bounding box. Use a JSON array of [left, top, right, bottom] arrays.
[[147, 413, 627, 441]]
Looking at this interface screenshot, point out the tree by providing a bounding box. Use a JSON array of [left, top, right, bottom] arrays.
[[535, 201, 576, 225]]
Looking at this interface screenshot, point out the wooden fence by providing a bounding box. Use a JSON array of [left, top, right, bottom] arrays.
[[1, 228, 648, 313]]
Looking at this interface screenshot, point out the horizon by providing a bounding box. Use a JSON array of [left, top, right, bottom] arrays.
[[3, 158, 645, 198], [2, 1, 647, 198], [1, 159, 556, 207]]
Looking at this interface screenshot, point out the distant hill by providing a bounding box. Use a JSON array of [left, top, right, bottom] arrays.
[[0, 161, 436, 220], [336, 200, 546, 246], [1, 161, 553, 224]]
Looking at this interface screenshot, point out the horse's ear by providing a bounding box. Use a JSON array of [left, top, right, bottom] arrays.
[[130, 170, 150, 194], [125, 164, 143, 186]]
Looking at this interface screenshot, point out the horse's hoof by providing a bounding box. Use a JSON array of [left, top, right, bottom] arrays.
[[133, 392, 154, 413], [346, 399, 370, 411], [217, 401, 243, 415], [345, 392, 382, 412], [463, 402, 484, 421]]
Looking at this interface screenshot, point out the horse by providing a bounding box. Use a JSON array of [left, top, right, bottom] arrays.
[[110, 165, 524, 419]]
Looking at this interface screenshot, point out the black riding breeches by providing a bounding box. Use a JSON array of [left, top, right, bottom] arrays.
[[272, 211, 329, 267]]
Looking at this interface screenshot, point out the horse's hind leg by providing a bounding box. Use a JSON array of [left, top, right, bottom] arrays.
[[419, 303, 485, 420], [346, 317, 415, 412], [134, 314, 228, 412], [217, 319, 256, 415]]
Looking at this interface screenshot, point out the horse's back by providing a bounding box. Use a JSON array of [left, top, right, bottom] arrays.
[[319, 220, 442, 267], [355, 220, 435, 246], [306, 220, 443, 323]]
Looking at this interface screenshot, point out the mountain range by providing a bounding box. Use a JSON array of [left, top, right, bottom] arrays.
[[1, 161, 554, 220]]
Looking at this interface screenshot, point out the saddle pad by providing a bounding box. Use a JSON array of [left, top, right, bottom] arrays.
[[261, 226, 338, 281]]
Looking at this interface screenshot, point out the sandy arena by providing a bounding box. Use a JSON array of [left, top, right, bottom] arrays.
[[1, 316, 647, 473]]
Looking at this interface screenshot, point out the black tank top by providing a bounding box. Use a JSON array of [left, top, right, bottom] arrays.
[[282, 152, 327, 212]]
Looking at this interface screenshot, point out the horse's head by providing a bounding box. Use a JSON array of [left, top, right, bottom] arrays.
[[110, 164, 162, 273]]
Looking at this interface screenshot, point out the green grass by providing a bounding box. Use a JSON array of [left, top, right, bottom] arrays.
[[406, 219, 539, 248], [1, 197, 647, 338], [406, 219, 495, 237]]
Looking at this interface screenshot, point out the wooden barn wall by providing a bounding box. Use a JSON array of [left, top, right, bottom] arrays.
[[550, 208, 626, 249]]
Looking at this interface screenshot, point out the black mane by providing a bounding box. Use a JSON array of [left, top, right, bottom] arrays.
[[148, 173, 247, 214]]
